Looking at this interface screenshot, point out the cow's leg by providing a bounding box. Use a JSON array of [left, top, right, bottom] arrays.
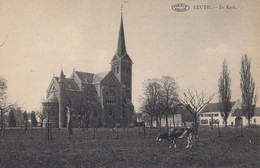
[[189, 133, 194, 148], [169, 141, 173, 149], [186, 137, 190, 149], [173, 139, 177, 149]]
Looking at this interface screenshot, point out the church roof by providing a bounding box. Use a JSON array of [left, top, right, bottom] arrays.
[[74, 71, 95, 83], [116, 16, 127, 57], [55, 77, 80, 90], [93, 71, 110, 84], [47, 93, 58, 102]]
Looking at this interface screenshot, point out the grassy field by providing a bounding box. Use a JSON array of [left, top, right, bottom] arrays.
[[0, 126, 259, 168]]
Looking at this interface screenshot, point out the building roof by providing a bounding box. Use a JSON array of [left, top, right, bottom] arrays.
[[74, 71, 95, 83], [232, 107, 260, 117], [255, 107, 260, 116], [231, 107, 260, 116], [200, 102, 236, 113], [93, 71, 110, 84], [231, 108, 243, 116], [55, 77, 80, 90]]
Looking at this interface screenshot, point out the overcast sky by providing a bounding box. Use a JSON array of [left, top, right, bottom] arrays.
[[0, 0, 259, 111]]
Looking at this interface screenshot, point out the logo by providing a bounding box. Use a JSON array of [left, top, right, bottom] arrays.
[[171, 3, 190, 12]]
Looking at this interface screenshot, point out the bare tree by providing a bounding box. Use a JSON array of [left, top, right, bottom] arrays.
[[160, 76, 179, 130], [240, 54, 258, 125], [36, 110, 47, 129], [180, 89, 215, 138], [218, 59, 232, 127]]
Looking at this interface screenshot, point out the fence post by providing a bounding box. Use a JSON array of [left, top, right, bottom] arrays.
[[93, 127, 96, 139], [143, 123, 146, 139], [240, 122, 243, 137], [217, 122, 220, 137], [116, 126, 119, 139]]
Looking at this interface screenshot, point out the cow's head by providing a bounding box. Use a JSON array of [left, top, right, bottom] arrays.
[[156, 133, 162, 142]]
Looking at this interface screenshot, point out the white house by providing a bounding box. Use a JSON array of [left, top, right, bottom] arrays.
[[228, 107, 260, 126], [199, 100, 239, 127]]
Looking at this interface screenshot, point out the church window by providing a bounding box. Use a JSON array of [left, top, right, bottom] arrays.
[[116, 66, 119, 74], [51, 110, 55, 116], [52, 86, 56, 91], [93, 110, 97, 117], [123, 110, 126, 118], [113, 67, 115, 73], [108, 110, 113, 116]]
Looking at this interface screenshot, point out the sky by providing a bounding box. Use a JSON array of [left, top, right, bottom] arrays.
[[0, 0, 259, 112]]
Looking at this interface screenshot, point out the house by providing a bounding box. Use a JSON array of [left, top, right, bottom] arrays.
[[200, 100, 260, 127], [229, 107, 260, 126]]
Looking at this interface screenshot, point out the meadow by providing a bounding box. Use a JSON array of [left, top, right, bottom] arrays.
[[0, 126, 259, 168]]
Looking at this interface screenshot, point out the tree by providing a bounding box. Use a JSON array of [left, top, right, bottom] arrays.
[[23, 111, 28, 130], [140, 78, 163, 129], [30, 111, 38, 127], [218, 59, 232, 127], [181, 90, 215, 138], [36, 110, 46, 128], [160, 76, 179, 130], [0, 76, 15, 137], [240, 54, 258, 125], [8, 109, 16, 127]]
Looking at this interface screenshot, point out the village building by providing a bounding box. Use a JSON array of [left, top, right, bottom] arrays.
[[42, 14, 134, 128], [199, 100, 260, 127]]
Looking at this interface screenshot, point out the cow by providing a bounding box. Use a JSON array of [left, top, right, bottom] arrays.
[[156, 127, 194, 149]]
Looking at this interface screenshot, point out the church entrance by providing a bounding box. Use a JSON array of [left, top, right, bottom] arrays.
[[235, 117, 243, 127]]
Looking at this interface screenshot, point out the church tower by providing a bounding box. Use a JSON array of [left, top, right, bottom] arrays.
[[111, 13, 133, 102]]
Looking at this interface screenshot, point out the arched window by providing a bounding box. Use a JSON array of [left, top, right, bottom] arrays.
[[116, 66, 119, 74], [108, 110, 113, 116], [205, 119, 208, 124], [201, 120, 204, 124], [93, 110, 97, 117]]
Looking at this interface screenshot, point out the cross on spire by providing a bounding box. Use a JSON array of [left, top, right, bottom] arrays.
[[116, 5, 127, 57]]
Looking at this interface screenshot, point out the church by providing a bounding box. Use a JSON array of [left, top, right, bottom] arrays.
[[42, 14, 134, 128]]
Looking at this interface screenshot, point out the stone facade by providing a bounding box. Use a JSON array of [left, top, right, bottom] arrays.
[[43, 15, 134, 128]]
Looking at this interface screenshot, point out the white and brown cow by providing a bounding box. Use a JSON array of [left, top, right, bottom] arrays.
[[156, 127, 194, 149]]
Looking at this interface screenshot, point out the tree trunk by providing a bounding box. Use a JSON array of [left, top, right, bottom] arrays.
[[150, 115, 153, 128], [224, 119, 227, 127], [1, 113, 5, 137], [194, 114, 199, 139], [165, 114, 169, 131], [156, 116, 159, 127], [248, 118, 250, 126], [159, 116, 162, 131], [172, 114, 175, 128]]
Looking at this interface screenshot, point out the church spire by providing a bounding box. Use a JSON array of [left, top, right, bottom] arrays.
[[58, 67, 65, 82], [116, 5, 127, 57]]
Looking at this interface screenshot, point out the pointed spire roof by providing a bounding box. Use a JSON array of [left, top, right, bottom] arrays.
[[116, 14, 127, 57], [58, 67, 65, 82]]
